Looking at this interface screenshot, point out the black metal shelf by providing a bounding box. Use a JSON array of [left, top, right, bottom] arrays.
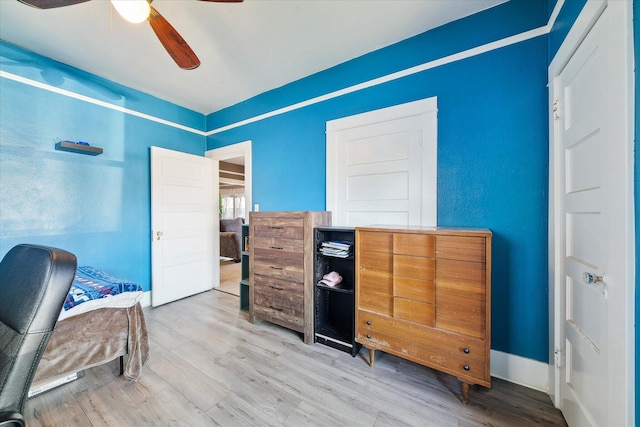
[[313, 227, 360, 357]]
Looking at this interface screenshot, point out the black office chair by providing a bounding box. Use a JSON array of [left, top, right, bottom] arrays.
[[0, 244, 77, 427]]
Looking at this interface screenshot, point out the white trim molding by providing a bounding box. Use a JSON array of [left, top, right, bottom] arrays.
[[491, 350, 549, 392], [0, 70, 207, 136], [208, 26, 547, 135]]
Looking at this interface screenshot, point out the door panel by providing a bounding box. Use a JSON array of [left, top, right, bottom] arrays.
[[151, 147, 217, 307], [327, 98, 438, 227], [552, 2, 632, 425]]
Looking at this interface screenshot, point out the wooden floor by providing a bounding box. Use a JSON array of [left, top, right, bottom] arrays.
[[25, 290, 567, 426]]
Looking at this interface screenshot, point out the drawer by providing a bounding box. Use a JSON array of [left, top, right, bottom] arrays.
[[393, 233, 435, 257], [253, 237, 304, 260], [253, 217, 304, 239], [356, 313, 490, 382], [356, 310, 486, 364], [394, 276, 434, 303], [357, 231, 392, 253], [357, 251, 392, 316], [393, 297, 434, 326], [254, 275, 303, 310], [253, 255, 304, 282], [252, 301, 304, 332], [435, 236, 486, 262], [393, 255, 434, 281]]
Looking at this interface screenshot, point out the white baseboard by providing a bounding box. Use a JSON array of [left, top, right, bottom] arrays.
[[491, 349, 549, 393], [141, 291, 151, 308]]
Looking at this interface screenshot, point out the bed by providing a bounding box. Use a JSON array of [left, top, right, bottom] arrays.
[[29, 266, 150, 394]]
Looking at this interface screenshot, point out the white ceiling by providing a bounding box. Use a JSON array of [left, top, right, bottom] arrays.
[[0, 0, 504, 115]]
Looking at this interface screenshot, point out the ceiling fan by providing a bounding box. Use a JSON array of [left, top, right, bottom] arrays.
[[17, 0, 243, 70]]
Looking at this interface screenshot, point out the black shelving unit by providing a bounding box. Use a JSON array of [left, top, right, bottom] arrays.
[[239, 223, 250, 312], [314, 226, 361, 356]]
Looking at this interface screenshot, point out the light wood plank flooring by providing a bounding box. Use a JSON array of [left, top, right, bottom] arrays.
[[25, 290, 567, 426]]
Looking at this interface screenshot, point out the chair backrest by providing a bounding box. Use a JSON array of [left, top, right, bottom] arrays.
[[0, 244, 77, 415]]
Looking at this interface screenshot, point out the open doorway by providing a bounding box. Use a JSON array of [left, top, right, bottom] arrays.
[[206, 141, 252, 297]]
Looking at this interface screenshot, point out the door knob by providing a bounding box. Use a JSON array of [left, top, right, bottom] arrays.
[[582, 272, 603, 285], [156, 231, 163, 241]]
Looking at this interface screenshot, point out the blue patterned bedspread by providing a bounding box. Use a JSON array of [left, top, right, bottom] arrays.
[[63, 266, 143, 311]]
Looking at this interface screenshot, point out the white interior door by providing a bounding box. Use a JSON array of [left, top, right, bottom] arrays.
[[151, 146, 218, 307], [550, 2, 633, 426], [326, 98, 437, 227]]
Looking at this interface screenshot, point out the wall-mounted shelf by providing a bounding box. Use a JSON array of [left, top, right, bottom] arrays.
[[55, 141, 103, 156]]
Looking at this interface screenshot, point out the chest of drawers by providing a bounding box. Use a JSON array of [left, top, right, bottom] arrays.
[[249, 211, 331, 344], [355, 226, 491, 403]]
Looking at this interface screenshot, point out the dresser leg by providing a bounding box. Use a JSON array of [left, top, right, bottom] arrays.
[[460, 381, 471, 405], [368, 348, 375, 367]]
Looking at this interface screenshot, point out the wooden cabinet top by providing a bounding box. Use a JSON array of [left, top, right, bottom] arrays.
[[356, 225, 491, 237], [250, 211, 331, 218]]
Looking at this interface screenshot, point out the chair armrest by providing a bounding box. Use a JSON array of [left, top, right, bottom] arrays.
[[0, 411, 25, 427]]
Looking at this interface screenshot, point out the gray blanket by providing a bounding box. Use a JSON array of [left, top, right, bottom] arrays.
[[32, 303, 149, 387]]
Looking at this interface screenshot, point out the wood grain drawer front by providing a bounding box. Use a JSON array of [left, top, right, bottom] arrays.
[[357, 231, 392, 253], [357, 251, 392, 316], [253, 255, 304, 282], [393, 255, 434, 281], [393, 233, 435, 257], [252, 217, 304, 240], [436, 235, 486, 262], [436, 258, 486, 338], [254, 276, 303, 311], [394, 276, 434, 303], [393, 297, 434, 326], [356, 311, 487, 381], [252, 295, 304, 331], [252, 237, 304, 259]]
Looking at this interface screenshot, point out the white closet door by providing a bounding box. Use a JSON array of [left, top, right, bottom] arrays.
[[327, 98, 437, 227]]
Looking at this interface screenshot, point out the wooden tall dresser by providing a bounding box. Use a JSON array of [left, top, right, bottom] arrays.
[[355, 226, 491, 403], [249, 211, 331, 344]]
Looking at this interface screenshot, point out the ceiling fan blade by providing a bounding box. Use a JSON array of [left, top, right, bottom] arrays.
[[17, 0, 89, 8], [148, 5, 200, 70]]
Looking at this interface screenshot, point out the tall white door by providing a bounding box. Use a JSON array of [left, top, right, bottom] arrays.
[[326, 98, 437, 227], [550, 2, 633, 426], [151, 147, 218, 307]]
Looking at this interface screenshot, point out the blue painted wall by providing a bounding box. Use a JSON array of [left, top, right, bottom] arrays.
[[206, 0, 551, 362], [0, 0, 636, 396], [0, 42, 206, 291]]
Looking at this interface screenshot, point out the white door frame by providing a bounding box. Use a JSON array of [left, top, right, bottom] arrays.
[[547, 0, 635, 422], [206, 140, 252, 222]]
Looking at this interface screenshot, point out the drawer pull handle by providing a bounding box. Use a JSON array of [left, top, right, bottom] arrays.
[[366, 320, 371, 325], [270, 285, 283, 290], [463, 364, 470, 371], [463, 347, 470, 354], [366, 334, 371, 339], [270, 246, 284, 250], [269, 305, 283, 311], [269, 226, 284, 230], [270, 266, 283, 270]]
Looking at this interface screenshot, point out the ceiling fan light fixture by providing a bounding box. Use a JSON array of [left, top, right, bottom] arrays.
[[111, 0, 150, 24]]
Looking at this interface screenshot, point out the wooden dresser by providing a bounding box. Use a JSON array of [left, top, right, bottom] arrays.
[[355, 226, 491, 403], [249, 211, 331, 344]]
